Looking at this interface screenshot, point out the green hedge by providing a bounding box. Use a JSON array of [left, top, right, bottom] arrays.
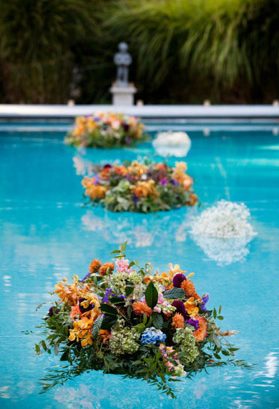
[[0, 0, 278, 103]]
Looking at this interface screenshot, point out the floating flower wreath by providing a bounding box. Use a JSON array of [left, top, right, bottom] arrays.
[[36, 244, 246, 397], [65, 113, 146, 148], [82, 161, 198, 212]]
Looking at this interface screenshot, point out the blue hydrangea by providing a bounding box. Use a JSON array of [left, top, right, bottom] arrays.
[[140, 327, 166, 345]]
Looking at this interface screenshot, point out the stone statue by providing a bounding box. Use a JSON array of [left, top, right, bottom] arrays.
[[114, 42, 132, 87]]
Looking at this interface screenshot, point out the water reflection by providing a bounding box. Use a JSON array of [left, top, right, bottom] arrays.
[[191, 236, 252, 265], [81, 209, 190, 248]]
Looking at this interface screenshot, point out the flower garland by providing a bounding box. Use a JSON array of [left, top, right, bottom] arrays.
[[82, 161, 198, 212], [36, 244, 244, 397], [65, 112, 145, 148]]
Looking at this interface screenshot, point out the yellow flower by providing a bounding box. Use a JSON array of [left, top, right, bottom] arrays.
[[84, 185, 107, 200], [133, 180, 158, 198], [68, 316, 94, 347], [184, 297, 199, 317]]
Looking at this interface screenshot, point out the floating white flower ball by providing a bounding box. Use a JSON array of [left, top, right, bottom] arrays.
[[153, 131, 191, 157], [191, 201, 256, 265], [191, 201, 256, 238]]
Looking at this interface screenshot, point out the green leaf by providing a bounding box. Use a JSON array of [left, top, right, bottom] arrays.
[[125, 286, 134, 297], [133, 323, 145, 333], [110, 296, 125, 305], [152, 313, 164, 329], [92, 315, 103, 338], [217, 315, 224, 320], [163, 288, 185, 299], [100, 303, 117, 316], [145, 282, 158, 309], [35, 344, 41, 354], [101, 315, 117, 330], [60, 349, 70, 361]]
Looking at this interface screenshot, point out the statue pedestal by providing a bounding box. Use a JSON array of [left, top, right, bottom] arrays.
[[110, 83, 137, 106]]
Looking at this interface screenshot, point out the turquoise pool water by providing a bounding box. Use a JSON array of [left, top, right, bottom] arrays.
[[0, 126, 278, 408]]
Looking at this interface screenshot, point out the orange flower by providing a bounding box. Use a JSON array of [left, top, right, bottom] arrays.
[[184, 297, 199, 317], [55, 280, 79, 305], [99, 262, 114, 276], [181, 279, 200, 299], [113, 165, 128, 176], [172, 313, 185, 328], [99, 329, 111, 343], [183, 175, 193, 190], [132, 180, 158, 198], [132, 301, 152, 317], [193, 316, 208, 342], [84, 185, 107, 200], [69, 316, 94, 347], [186, 193, 198, 206], [89, 259, 101, 274], [70, 304, 81, 319], [143, 276, 152, 284]]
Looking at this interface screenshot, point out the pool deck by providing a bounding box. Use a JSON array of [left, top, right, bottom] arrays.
[[0, 104, 278, 122]]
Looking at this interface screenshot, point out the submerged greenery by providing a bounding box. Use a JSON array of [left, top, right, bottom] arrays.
[[0, 0, 277, 103]]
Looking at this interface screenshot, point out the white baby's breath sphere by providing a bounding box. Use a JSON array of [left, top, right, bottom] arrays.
[[191, 201, 257, 264], [153, 131, 191, 157]]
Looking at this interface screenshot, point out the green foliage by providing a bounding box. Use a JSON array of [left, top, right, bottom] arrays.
[[0, 0, 277, 103], [104, 0, 279, 103], [145, 281, 158, 309]]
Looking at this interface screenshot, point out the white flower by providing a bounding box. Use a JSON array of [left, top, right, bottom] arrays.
[[153, 131, 191, 157], [191, 201, 257, 265], [191, 200, 256, 239]]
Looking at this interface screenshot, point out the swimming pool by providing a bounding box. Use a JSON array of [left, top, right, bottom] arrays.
[[0, 125, 278, 408]]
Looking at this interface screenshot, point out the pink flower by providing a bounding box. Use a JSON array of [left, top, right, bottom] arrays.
[[115, 258, 131, 273]]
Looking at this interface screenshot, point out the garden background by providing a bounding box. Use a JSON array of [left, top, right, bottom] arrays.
[[0, 0, 278, 105]]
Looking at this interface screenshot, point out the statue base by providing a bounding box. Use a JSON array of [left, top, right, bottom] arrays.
[[110, 83, 137, 106]]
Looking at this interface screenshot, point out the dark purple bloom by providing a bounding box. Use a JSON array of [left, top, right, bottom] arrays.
[[172, 300, 188, 320], [48, 306, 59, 317], [102, 288, 113, 303], [159, 177, 168, 186], [200, 294, 209, 311], [132, 195, 139, 204], [187, 318, 200, 330], [123, 123, 130, 132], [173, 273, 186, 288], [103, 164, 112, 170], [170, 179, 179, 186]]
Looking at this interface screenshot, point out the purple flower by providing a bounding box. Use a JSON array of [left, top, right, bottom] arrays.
[[48, 306, 59, 317], [187, 318, 199, 330], [159, 177, 168, 186], [102, 288, 113, 303], [173, 273, 186, 288], [200, 294, 209, 311], [80, 272, 91, 282], [132, 195, 139, 204], [170, 179, 179, 186], [172, 300, 188, 320]]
